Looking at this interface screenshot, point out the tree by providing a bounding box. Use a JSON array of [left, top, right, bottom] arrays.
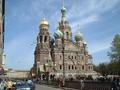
[[99, 63, 108, 76], [108, 34, 120, 62], [108, 34, 120, 75], [93, 63, 109, 76]]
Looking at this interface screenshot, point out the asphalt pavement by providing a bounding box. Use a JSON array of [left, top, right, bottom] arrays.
[[35, 84, 78, 90], [35, 84, 63, 90]]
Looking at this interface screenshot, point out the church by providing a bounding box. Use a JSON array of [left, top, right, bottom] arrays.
[[32, 2, 96, 79]]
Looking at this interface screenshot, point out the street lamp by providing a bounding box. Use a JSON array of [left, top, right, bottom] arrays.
[[62, 34, 65, 86]]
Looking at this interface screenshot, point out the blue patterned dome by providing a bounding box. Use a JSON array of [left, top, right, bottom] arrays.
[[50, 35, 55, 43], [54, 28, 63, 39]]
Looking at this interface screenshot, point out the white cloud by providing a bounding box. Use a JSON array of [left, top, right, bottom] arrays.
[[70, 14, 99, 33], [67, 0, 120, 28]]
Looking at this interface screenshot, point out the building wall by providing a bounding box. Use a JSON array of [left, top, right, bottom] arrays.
[[0, 0, 4, 67], [6, 70, 29, 78]]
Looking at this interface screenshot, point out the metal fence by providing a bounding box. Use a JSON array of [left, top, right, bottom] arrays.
[[40, 80, 117, 90]]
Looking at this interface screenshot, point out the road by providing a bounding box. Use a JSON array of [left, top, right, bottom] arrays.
[[35, 84, 63, 90]]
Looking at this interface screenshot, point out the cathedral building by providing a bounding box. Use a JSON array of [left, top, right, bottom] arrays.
[[33, 2, 96, 78]]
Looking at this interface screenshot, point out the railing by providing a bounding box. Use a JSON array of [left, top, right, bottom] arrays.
[[39, 80, 117, 90]]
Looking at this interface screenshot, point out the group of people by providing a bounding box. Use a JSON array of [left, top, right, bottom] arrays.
[[0, 78, 34, 90], [0, 78, 13, 90]]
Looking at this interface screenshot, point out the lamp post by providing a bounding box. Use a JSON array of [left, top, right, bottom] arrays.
[[62, 30, 65, 86]]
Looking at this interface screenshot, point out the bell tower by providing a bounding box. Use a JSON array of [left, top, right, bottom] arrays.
[[34, 18, 52, 73]]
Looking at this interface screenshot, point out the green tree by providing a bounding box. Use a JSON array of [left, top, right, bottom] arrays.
[[98, 63, 108, 76], [108, 34, 120, 62], [108, 34, 120, 75]]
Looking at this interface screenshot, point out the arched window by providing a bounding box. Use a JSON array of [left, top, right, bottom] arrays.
[[72, 65, 74, 70], [75, 66, 77, 69], [71, 56, 73, 59], [89, 66, 90, 70], [82, 65, 84, 70], [68, 65, 70, 70], [60, 65, 62, 70], [40, 36, 42, 43], [68, 56, 70, 59], [60, 55, 62, 59], [44, 36, 47, 42], [75, 56, 77, 59]]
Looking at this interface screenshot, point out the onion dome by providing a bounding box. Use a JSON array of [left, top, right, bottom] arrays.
[[83, 40, 87, 45], [75, 32, 83, 41], [39, 18, 49, 30], [54, 27, 63, 39], [50, 35, 55, 44], [75, 25, 83, 41], [61, 6, 66, 12]]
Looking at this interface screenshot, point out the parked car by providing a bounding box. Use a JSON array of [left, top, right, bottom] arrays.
[[15, 81, 31, 90], [27, 79, 35, 90]]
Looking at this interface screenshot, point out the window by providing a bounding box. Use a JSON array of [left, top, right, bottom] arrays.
[[60, 65, 62, 70], [89, 66, 90, 70], [71, 56, 73, 59], [75, 56, 76, 59], [40, 36, 42, 43], [82, 65, 84, 70], [75, 66, 77, 69], [60, 55, 62, 59], [72, 65, 74, 70], [68, 56, 70, 59], [68, 65, 70, 70], [44, 36, 47, 42]]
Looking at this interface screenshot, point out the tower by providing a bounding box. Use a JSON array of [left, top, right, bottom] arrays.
[[58, 0, 72, 43], [34, 18, 52, 74]]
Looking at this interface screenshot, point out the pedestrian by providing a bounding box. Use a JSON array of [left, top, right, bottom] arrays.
[[6, 79, 13, 90]]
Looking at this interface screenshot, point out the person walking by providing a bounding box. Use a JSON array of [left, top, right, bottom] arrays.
[[6, 79, 13, 90]]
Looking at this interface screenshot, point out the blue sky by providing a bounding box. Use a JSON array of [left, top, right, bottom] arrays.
[[5, 0, 120, 70]]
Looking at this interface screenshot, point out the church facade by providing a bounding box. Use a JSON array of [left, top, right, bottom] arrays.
[[33, 3, 96, 78]]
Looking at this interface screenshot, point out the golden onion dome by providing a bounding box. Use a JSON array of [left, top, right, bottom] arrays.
[[39, 18, 49, 29]]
